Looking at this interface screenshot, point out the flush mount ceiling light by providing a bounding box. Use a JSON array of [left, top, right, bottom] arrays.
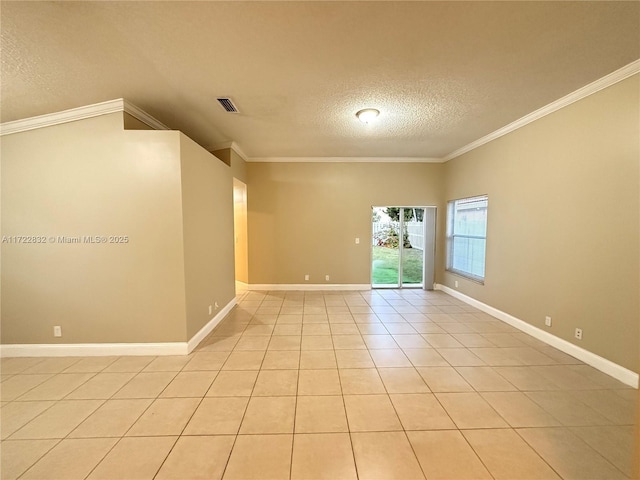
[[356, 108, 380, 124]]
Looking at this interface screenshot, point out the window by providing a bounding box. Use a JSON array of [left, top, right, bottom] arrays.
[[446, 195, 488, 282]]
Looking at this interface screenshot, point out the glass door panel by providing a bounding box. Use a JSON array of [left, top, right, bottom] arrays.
[[401, 208, 425, 286], [371, 207, 400, 286]]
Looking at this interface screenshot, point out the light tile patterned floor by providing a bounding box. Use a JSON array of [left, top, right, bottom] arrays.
[[1, 289, 637, 479]]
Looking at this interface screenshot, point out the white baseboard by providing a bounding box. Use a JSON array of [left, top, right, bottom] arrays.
[[248, 284, 371, 291], [0, 342, 188, 357], [435, 284, 639, 388], [0, 298, 237, 358], [187, 298, 237, 353]]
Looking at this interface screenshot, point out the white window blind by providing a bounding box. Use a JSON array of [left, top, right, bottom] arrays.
[[446, 195, 488, 282]]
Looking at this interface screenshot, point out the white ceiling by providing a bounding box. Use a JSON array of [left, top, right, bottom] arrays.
[[1, 1, 638, 160]]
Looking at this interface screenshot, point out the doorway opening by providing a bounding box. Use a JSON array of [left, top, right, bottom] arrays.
[[371, 206, 436, 289], [233, 178, 248, 291]]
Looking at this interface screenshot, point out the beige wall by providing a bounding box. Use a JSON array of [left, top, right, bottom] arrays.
[[441, 75, 639, 372], [123, 112, 154, 131], [1, 113, 237, 345], [230, 150, 247, 184], [247, 162, 445, 285], [180, 135, 236, 339], [211, 147, 249, 284], [1, 114, 188, 343], [211, 148, 231, 166], [211, 148, 247, 183]]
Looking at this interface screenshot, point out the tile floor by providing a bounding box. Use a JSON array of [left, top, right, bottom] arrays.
[[1, 289, 637, 479]]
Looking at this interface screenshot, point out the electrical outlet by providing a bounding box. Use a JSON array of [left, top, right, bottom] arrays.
[[209, 305, 212, 315], [325, 275, 330, 281], [355, 237, 360, 244], [575, 328, 583, 340], [454, 280, 459, 288], [304, 274, 309, 281], [53, 326, 62, 337], [545, 316, 552, 327]]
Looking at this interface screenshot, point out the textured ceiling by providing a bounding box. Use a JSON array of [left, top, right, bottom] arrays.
[[1, 1, 638, 159]]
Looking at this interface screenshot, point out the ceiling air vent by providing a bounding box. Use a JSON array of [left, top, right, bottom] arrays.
[[216, 97, 239, 113]]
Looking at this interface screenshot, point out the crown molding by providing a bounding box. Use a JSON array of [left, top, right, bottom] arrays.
[[122, 100, 170, 131], [0, 98, 169, 136], [247, 156, 444, 163], [443, 59, 640, 162], [209, 144, 444, 164], [209, 141, 250, 163]]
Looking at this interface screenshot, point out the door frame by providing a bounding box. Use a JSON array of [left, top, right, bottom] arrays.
[[371, 205, 436, 290]]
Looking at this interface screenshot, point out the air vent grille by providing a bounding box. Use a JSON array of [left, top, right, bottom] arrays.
[[217, 97, 239, 113]]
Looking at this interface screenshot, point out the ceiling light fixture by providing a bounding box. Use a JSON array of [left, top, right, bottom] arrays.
[[356, 108, 380, 124]]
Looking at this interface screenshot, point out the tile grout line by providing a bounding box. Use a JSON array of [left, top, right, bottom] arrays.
[[373, 337, 429, 480], [80, 365, 183, 479], [150, 392, 212, 478], [337, 290, 363, 480], [455, 428, 498, 480], [218, 293, 272, 479], [214, 292, 271, 478], [511, 427, 572, 480], [147, 341, 232, 478], [6, 356, 161, 477], [11, 437, 64, 479], [2, 288, 635, 480]]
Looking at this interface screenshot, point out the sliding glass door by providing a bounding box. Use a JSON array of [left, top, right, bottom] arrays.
[[372, 206, 433, 288]]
